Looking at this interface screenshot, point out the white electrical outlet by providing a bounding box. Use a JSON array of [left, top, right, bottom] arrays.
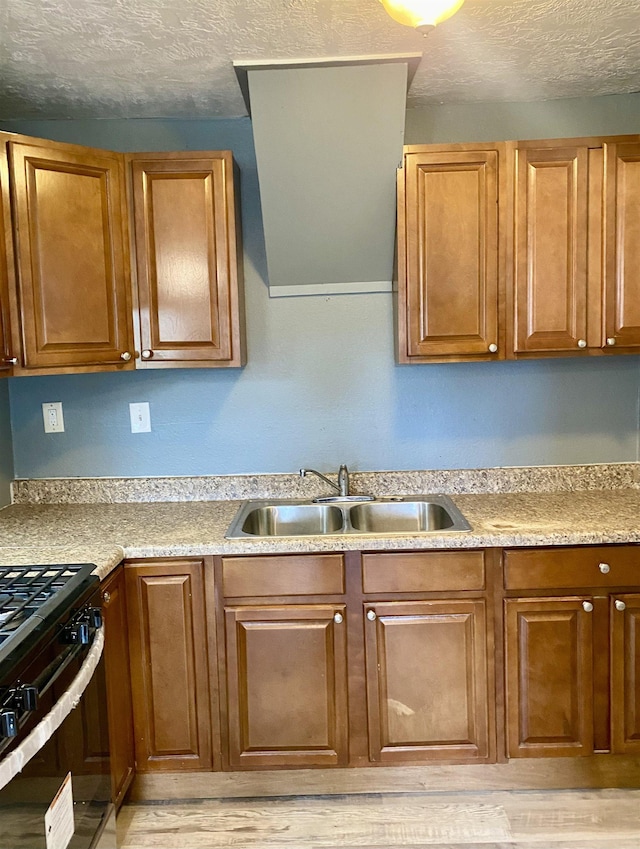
[[42, 402, 64, 433], [129, 402, 151, 433]]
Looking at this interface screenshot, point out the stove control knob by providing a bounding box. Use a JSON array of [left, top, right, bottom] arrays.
[[0, 710, 18, 739], [87, 607, 103, 629], [77, 607, 102, 630], [13, 686, 38, 712], [60, 622, 90, 645]]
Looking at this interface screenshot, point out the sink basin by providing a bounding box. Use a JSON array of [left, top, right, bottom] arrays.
[[239, 503, 344, 537], [349, 500, 459, 533], [226, 495, 470, 538]]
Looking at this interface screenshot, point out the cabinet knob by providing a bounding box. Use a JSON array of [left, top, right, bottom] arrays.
[[577, 339, 587, 348], [615, 599, 626, 612], [488, 343, 498, 353], [366, 610, 377, 621], [102, 591, 111, 604], [120, 352, 132, 362], [141, 349, 153, 359], [333, 612, 343, 624], [4, 357, 17, 365], [582, 600, 594, 612], [598, 562, 610, 574], [606, 337, 616, 346]]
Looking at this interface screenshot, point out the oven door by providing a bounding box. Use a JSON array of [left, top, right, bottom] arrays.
[[0, 623, 115, 849]]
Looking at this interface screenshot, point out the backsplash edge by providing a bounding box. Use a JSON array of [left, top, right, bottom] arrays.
[[10, 462, 640, 504]]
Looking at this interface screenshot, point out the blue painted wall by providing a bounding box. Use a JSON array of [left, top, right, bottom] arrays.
[[0, 382, 14, 502], [4, 93, 640, 479]]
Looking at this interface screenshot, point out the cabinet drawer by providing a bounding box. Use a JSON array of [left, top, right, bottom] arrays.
[[221, 554, 345, 597], [504, 546, 640, 590], [362, 551, 485, 593]]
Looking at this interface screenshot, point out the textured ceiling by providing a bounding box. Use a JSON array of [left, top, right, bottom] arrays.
[[1, 0, 639, 119]]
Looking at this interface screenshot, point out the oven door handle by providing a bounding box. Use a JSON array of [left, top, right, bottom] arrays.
[[0, 625, 105, 792], [34, 637, 95, 702]]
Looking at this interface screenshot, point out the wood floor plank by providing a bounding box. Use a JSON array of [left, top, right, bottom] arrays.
[[118, 796, 512, 847], [117, 842, 640, 849], [117, 789, 640, 849], [505, 793, 640, 841]]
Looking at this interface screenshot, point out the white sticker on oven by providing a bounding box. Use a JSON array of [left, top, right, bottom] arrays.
[[45, 772, 75, 849]]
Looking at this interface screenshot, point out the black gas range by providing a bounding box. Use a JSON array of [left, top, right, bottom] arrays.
[[0, 562, 115, 849], [0, 562, 101, 750]]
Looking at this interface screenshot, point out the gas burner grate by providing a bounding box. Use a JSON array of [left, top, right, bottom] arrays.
[[0, 564, 95, 645]]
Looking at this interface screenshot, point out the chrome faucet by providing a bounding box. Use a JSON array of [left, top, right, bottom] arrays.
[[300, 464, 350, 497]]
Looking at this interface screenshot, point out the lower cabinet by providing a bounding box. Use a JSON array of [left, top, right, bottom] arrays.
[[219, 553, 348, 769], [218, 550, 493, 769], [505, 597, 595, 757], [118, 545, 640, 776], [101, 565, 136, 807], [54, 644, 112, 776], [504, 546, 640, 758], [364, 599, 490, 762], [223, 604, 349, 768], [125, 559, 213, 771], [610, 593, 640, 754]]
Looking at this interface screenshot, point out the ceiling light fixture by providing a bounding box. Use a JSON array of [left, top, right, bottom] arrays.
[[379, 0, 465, 33]]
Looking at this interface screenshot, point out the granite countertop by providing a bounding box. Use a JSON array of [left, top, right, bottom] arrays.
[[1, 486, 640, 581]]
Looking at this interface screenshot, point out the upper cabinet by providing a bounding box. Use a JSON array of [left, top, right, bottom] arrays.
[[0, 132, 245, 377], [602, 141, 640, 350], [512, 141, 591, 355], [128, 152, 245, 368], [511, 137, 640, 357], [7, 137, 134, 373], [0, 145, 16, 373], [397, 144, 505, 362], [398, 133, 640, 363]]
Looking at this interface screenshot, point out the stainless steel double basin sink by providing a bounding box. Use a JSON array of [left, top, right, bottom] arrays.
[[225, 495, 471, 539]]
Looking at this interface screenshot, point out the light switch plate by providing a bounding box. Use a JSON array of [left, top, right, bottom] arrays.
[[42, 402, 64, 433], [129, 402, 151, 433]]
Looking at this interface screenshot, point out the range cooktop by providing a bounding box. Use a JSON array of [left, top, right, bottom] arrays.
[[0, 563, 98, 676]]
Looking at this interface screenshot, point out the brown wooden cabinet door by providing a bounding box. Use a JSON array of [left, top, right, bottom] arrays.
[[513, 144, 589, 354], [224, 604, 348, 769], [8, 139, 133, 370], [399, 147, 502, 360], [603, 142, 640, 349], [125, 560, 212, 771], [364, 600, 490, 763], [504, 597, 594, 758], [56, 648, 111, 777], [101, 566, 135, 807], [0, 142, 15, 372], [129, 151, 245, 368], [610, 593, 640, 754]]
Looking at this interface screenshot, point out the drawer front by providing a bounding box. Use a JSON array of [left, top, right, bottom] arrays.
[[222, 554, 345, 597], [504, 546, 640, 590], [362, 551, 485, 594]]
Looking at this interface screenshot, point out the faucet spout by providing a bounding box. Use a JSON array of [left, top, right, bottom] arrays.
[[299, 467, 341, 495]]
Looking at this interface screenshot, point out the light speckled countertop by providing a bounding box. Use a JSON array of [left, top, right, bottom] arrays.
[[1, 487, 640, 581]]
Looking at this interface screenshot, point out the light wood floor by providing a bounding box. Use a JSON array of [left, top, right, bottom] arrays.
[[117, 787, 640, 848]]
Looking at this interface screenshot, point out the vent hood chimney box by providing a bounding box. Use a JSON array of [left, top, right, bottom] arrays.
[[235, 56, 420, 296]]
